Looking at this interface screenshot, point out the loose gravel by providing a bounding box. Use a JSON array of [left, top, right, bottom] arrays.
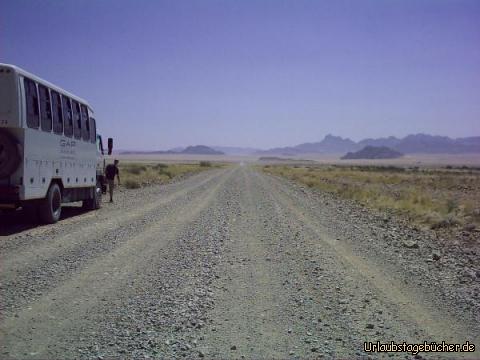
[[0, 165, 478, 359]]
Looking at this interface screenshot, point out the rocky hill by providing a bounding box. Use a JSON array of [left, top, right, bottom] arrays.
[[181, 145, 224, 155], [258, 135, 356, 155], [341, 146, 404, 160]]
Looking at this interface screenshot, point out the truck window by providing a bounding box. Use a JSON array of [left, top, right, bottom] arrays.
[[89, 117, 96, 143], [24, 78, 39, 128], [51, 90, 63, 134], [80, 104, 90, 141], [72, 100, 82, 139], [38, 84, 52, 132], [96, 134, 104, 154], [62, 96, 73, 137]]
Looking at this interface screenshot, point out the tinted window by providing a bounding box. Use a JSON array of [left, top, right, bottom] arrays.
[[24, 78, 39, 128], [80, 104, 90, 141], [62, 96, 73, 137], [89, 118, 96, 143], [38, 84, 52, 132], [72, 100, 81, 139], [51, 91, 63, 134]]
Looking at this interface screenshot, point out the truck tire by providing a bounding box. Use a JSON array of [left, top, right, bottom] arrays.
[[38, 183, 62, 224], [83, 181, 102, 210], [0, 131, 21, 179]]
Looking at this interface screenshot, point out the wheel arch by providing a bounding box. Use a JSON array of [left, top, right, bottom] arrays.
[[49, 178, 64, 194]]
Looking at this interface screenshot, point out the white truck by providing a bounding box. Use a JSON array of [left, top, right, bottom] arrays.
[[0, 63, 113, 223]]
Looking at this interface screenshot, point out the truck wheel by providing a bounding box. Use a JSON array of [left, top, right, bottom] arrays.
[[83, 181, 102, 210], [38, 183, 62, 224]]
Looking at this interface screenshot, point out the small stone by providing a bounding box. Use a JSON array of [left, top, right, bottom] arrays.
[[432, 251, 441, 261], [402, 240, 419, 249], [230, 345, 237, 351], [463, 269, 477, 280], [463, 224, 476, 232], [366, 323, 375, 329], [311, 347, 319, 352], [198, 350, 205, 358]]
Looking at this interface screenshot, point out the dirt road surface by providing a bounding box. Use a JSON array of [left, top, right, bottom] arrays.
[[0, 165, 478, 359]]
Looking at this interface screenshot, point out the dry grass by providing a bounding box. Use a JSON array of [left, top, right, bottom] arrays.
[[262, 164, 480, 230], [119, 162, 221, 189]]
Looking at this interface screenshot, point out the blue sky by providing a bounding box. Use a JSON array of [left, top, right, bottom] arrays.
[[2, 0, 479, 149]]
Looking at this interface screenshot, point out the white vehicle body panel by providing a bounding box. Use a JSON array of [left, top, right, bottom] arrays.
[[21, 129, 98, 199]]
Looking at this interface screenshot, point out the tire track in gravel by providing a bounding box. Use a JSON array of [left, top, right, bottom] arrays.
[[0, 168, 234, 359], [256, 170, 479, 358], [0, 169, 230, 313], [199, 166, 294, 359]]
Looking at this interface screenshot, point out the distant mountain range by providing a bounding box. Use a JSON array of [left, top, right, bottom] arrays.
[[120, 145, 224, 155], [117, 134, 480, 156], [258, 134, 480, 155]]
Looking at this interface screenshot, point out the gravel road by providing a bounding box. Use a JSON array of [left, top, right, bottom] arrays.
[[0, 165, 478, 359]]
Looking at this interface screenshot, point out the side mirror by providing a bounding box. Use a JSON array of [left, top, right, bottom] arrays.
[[108, 138, 113, 155]]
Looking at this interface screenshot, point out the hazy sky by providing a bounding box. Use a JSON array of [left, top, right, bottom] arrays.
[[2, 0, 479, 149]]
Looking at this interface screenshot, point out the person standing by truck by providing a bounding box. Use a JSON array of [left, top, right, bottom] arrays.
[[105, 160, 120, 203]]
